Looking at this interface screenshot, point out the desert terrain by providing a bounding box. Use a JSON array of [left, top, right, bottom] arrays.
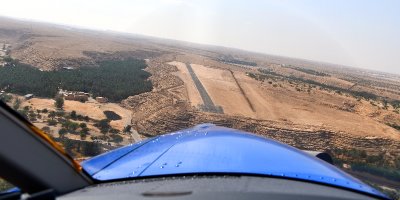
[[1, 16, 400, 194], [17, 96, 137, 144]]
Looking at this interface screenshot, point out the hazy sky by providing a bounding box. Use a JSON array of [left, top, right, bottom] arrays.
[[0, 0, 399, 74]]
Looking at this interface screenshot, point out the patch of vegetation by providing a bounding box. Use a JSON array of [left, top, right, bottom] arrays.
[[13, 98, 21, 110], [61, 120, 80, 134], [350, 164, 400, 182], [2, 56, 13, 63], [249, 69, 381, 101], [0, 93, 12, 103], [0, 58, 152, 101], [110, 134, 123, 144], [258, 68, 282, 77], [95, 119, 111, 133], [103, 110, 122, 121], [392, 101, 400, 109], [283, 65, 330, 77], [54, 95, 64, 109], [56, 137, 102, 157], [386, 123, 400, 131], [218, 58, 257, 66], [123, 125, 132, 133], [331, 148, 400, 182]]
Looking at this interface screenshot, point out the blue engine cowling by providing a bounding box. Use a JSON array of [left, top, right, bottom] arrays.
[[82, 124, 387, 199]]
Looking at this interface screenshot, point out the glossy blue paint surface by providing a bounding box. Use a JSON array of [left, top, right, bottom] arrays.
[[82, 124, 386, 198]]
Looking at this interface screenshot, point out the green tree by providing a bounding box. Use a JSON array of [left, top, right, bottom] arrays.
[[80, 132, 87, 140], [13, 98, 21, 110], [81, 127, 90, 135], [0, 94, 12, 102], [48, 111, 56, 120], [62, 120, 79, 133], [70, 111, 77, 119], [47, 119, 57, 126], [383, 100, 389, 110], [28, 112, 37, 121], [56, 111, 65, 117], [18, 109, 28, 119], [58, 128, 67, 138], [41, 126, 51, 133], [3, 56, 12, 62], [0, 59, 152, 101], [109, 128, 119, 134], [97, 119, 111, 134], [81, 142, 101, 156], [110, 134, 123, 144], [79, 122, 87, 128], [54, 95, 64, 109], [123, 125, 132, 133], [83, 116, 90, 121]]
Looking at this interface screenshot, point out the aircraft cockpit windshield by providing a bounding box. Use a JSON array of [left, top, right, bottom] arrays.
[[0, 1, 399, 200]]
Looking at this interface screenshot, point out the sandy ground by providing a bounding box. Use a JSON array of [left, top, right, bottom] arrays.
[[236, 72, 400, 139], [171, 61, 400, 140], [22, 97, 132, 131], [101, 103, 132, 130]]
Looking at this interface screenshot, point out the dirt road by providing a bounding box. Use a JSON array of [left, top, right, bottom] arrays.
[[130, 129, 142, 143]]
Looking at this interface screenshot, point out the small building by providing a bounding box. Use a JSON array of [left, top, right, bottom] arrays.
[[64, 93, 75, 100], [24, 94, 34, 100], [63, 91, 89, 102], [96, 97, 108, 103]]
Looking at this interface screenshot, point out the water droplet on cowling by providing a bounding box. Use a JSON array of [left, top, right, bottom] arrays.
[[129, 171, 136, 177], [160, 166, 165, 169]]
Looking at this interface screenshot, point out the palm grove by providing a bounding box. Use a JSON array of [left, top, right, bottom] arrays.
[[0, 58, 153, 101]]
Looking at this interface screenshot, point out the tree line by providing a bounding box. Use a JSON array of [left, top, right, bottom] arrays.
[[0, 58, 153, 101], [281, 65, 330, 77], [331, 148, 400, 182], [254, 68, 382, 101], [218, 58, 257, 66]]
